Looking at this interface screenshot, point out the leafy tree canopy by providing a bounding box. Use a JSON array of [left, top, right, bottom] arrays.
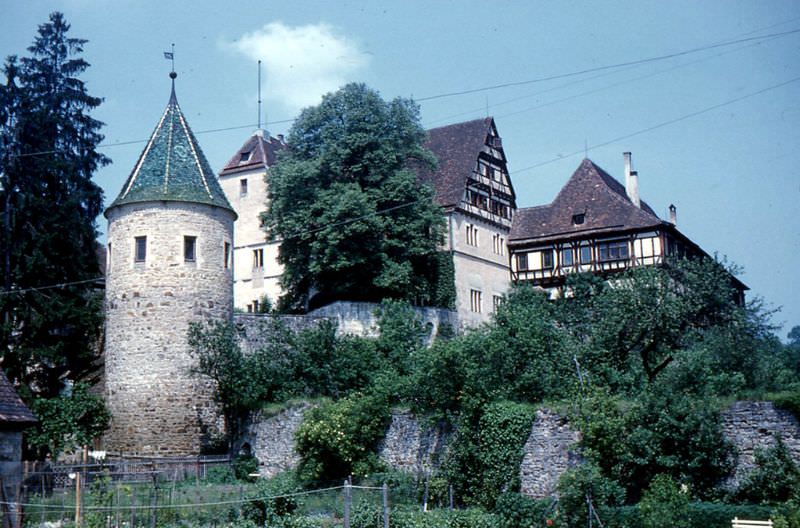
[[261, 83, 447, 312], [0, 12, 108, 454]]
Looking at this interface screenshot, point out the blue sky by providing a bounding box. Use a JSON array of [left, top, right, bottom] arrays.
[[2, 1, 799, 335]]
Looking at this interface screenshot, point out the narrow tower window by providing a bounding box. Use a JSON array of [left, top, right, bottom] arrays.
[[240, 178, 248, 196], [253, 248, 264, 269], [224, 242, 231, 269], [184, 236, 197, 262], [134, 236, 147, 262]]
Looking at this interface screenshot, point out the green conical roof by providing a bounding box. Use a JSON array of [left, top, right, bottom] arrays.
[[106, 79, 235, 217]]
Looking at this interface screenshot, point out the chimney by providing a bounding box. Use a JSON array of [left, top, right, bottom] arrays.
[[623, 152, 641, 208], [669, 204, 677, 225], [277, 134, 285, 144]]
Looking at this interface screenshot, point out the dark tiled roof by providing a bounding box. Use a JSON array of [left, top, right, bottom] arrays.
[[509, 158, 663, 243], [106, 83, 235, 216], [0, 371, 36, 425], [417, 117, 494, 208], [219, 131, 285, 176]]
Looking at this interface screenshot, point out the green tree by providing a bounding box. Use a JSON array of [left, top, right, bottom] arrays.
[[261, 83, 446, 312], [0, 13, 108, 450], [26, 383, 110, 458]]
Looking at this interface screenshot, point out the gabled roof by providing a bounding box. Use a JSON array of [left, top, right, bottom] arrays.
[[0, 371, 36, 425], [417, 117, 495, 208], [219, 130, 285, 177], [106, 81, 235, 216], [510, 158, 662, 243]]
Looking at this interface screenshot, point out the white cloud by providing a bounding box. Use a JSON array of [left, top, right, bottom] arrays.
[[226, 22, 370, 114]]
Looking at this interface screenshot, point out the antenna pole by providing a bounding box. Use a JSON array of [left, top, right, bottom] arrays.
[[171, 43, 175, 73], [258, 61, 262, 130]]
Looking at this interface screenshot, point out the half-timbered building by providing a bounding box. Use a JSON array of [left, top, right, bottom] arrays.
[[418, 117, 517, 324], [508, 153, 746, 303]]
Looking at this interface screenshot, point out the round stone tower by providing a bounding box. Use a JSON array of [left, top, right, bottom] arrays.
[[103, 75, 237, 455]]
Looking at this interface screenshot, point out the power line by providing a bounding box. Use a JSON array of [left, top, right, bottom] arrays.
[[7, 26, 798, 161], [0, 277, 103, 296], [511, 75, 800, 175], [416, 27, 800, 102]]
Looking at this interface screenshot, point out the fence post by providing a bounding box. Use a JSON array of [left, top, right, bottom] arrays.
[[75, 472, 82, 528], [150, 473, 158, 528], [422, 474, 429, 512], [343, 480, 351, 528], [382, 483, 389, 528], [449, 484, 454, 511]]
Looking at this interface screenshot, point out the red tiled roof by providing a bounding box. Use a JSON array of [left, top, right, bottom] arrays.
[[417, 117, 494, 208], [509, 158, 663, 243], [0, 371, 36, 425], [219, 131, 285, 176]]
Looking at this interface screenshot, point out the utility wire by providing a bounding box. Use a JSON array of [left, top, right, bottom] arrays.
[[416, 27, 800, 102], [0, 277, 103, 296], [511, 75, 800, 175], [7, 26, 798, 161]]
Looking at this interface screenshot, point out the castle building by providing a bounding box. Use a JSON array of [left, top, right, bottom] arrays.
[[508, 153, 747, 302], [103, 76, 237, 455], [417, 117, 516, 324], [217, 131, 285, 312]]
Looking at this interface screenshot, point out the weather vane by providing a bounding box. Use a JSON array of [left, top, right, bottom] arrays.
[[164, 43, 176, 79]]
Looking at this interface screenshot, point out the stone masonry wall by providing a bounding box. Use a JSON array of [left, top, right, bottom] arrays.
[[519, 409, 581, 498], [378, 411, 449, 475], [238, 403, 313, 478], [721, 400, 800, 487], [308, 301, 458, 344], [104, 201, 235, 455], [239, 402, 800, 497]]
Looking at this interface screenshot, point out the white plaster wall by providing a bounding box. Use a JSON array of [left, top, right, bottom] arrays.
[[104, 201, 234, 455], [218, 168, 283, 310], [447, 212, 511, 326]]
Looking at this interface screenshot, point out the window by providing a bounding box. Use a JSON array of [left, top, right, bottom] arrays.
[[598, 240, 629, 262], [224, 242, 231, 269], [572, 213, 585, 225], [470, 289, 482, 313], [466, 224, 479, 247], [240, 178, 248, 196], [492, 234, 505, 255], [493, 295, 503, 313], [253, 248, 264, 269], [134, 236, 146, 262], [580, 245, 592, 264], [516, 253, 528, 271], [107, 243, 112, 272], [184, 236, 196, 262], [240, 151, 251, 163], [542, 250, 554, 270], [252, 299, 259, 312], [560, 247, 574, 267]]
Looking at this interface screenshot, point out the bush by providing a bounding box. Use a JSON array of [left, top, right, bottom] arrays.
[[639, 474, 691, 528], [736, 435, 800, 503], [232, 454, 259, 481], [493, 492, 553, 528], [203, 465, 237, 484], [555, 462, 625, 528], [295, 392, 391, 482], [242, 472, 303, 525]]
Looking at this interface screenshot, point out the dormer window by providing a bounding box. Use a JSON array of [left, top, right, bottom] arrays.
[[572, 213, 585, 225], [240, 151, 252, 163]]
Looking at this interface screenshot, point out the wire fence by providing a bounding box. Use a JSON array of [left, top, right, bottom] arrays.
[[0, 459, 397, 528]]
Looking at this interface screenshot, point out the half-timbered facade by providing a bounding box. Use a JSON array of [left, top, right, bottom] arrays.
[[508, 154, 746, 303], [418, 117, 517, 324]]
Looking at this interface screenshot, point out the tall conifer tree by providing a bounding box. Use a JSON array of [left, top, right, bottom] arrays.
[[0, 12, 107, 402]]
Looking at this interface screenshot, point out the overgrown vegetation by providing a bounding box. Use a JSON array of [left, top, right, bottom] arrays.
[[191, 250, 800, 522]]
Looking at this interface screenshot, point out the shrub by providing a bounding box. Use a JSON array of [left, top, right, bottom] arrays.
[[639, 474, 691, 528], [295, 392, 391, 482], [555, 462, 625, 528], [736, 435, 800, 504], [232, 454, 259, 481], [493, 492, 553, 528]]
